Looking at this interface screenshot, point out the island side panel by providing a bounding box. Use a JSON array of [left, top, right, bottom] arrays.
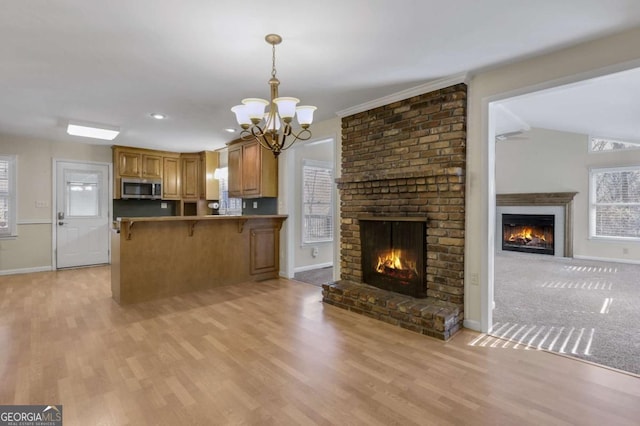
[[113, 217, 284, 304]]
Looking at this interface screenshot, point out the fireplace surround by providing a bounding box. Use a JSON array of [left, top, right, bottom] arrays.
[[322, 83, 467, 340]]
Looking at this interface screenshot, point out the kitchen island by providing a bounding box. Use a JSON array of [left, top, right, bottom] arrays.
[[111, 215, 287, 304]]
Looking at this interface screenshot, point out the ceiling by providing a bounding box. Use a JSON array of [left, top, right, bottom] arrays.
[[495, 66, 640, 141], [3, 1, 640, 153]]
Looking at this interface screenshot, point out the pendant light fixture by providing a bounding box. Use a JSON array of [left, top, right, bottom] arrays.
[[231, 34, 316, 157]]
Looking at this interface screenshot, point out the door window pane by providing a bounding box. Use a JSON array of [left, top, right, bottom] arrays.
[[66, 171, 100, 217]]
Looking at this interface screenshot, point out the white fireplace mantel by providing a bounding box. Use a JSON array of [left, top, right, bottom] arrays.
[[496, 192, 578, 258]]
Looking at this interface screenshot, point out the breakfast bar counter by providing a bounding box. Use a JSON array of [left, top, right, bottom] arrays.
[[111, 215, 287, 304]]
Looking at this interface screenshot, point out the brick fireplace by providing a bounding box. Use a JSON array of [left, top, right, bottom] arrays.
[[322, 83, 467, 340]]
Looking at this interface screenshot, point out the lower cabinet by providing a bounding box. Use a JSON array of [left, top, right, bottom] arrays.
[[249, 226, 279, 275]]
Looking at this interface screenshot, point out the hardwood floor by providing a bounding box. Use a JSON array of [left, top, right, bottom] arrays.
[[1, 267, 639, 425]]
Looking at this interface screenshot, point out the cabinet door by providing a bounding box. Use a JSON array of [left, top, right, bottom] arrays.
[[250, 226, 278, 275], [228, 145, 242, 198], [181, 156, 199, 199], [142, 154, 162, 179], [163, 157, 180, 200], [118, 151, 142, 177], [241, 142, 261, 197]]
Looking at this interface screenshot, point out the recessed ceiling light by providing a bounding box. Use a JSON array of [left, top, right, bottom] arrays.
[[67, 121, 120, 141], [150, 113, 167, 120], [224, 128, 237, 133]]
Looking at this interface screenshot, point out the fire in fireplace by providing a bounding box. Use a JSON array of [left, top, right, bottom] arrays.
[[502, 213, 554, 255], [360, 217, 426, 297]]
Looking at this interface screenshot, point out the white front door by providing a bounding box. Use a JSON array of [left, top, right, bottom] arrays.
[[55, 161, 110, 268]]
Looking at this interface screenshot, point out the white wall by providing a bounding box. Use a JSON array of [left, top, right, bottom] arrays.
[[496, 127, 640, 262], [466, 26, 640, 332], [0, 134, 111, 273]]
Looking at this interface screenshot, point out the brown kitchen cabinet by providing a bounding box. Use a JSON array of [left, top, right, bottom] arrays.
[[227, 139, 277, 198], [142, 154, 162, 179], [116, 150, 142, 178], [162, 155, 181, 200], [113, 146, 168, 198], [249, 226, 279, 275], [113, 146, 220, 207], [180, 154, 200, 200]]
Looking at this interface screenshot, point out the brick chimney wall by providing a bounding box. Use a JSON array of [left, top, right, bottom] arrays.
[[337, 83, 467, 313]]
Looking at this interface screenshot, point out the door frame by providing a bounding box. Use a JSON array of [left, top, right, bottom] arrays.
[[51, 158, 113, 270], [282, 136, 338, 279], [479, 60, 640, 333]]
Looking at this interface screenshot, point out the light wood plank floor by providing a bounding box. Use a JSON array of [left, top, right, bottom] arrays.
[[1, 267, 639, 425]]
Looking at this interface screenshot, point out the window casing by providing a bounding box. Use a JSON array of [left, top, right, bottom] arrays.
[[302, 160, 333, 244], [589, 166, 640, 240], [0, 155, 17, 237]]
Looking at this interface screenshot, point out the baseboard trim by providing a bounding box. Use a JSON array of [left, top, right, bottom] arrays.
[[573, 255, 640, 265], [0, 266, 53, 276], [463, 319, 482, 332], [294, 262, 333, 273]]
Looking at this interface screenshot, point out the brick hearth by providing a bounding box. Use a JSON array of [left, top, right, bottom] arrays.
[[323, 83, 467, 340], [322, 281, 460, 340]]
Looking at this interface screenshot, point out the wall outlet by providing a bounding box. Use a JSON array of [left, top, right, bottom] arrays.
[[253, 201, 258, 209], [623, 247, 629, 254], [312, 247, 319, 257], [242, 201, 246, 208], [35, 200, 48, 208], [160, 202, 168, 209]]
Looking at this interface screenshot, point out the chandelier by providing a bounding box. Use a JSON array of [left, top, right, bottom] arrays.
[[231, 34, 317, 157]]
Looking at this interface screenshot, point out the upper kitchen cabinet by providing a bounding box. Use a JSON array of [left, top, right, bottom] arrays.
[[141, 153, 162, 179], [181, 153, 200, 200], [115, 148, 142, 178], [227, 139, 277, 199], [113, 146, 170, 199], [162, 154, 181, 200], [114, 147, 162, 179], [180, 150, 220, 201]]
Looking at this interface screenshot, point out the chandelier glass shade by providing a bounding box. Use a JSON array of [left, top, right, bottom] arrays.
[[231, 34, 316, 157]]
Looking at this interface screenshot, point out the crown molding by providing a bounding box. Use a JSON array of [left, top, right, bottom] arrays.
[[335, 72, 469, 118]]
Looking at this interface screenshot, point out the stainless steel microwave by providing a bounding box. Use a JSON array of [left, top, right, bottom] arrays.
[[121, 178, 162, 199]]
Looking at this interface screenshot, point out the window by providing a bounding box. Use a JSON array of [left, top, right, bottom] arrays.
[[215, 167, 242, 215], [0, 155, 17, 237], [302, 160, 333, 244], [590, 136, 640, 152], [590, 166, 640, 240]]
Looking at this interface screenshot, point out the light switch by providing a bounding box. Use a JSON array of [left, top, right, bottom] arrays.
[[35, 201, 48, 208], [161, 202, 168, 209], [253, 201, 258, 209]]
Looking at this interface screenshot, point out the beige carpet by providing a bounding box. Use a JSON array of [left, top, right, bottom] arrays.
[[491, 251, 640, 375]]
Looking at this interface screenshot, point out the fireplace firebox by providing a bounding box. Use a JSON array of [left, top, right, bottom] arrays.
[[360, 217, 426, 297], [502, 213, 554, 255]]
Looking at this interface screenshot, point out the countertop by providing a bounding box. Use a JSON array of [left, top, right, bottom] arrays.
[[117, 214, 287, 224]]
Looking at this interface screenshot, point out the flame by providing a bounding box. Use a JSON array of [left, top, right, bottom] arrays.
[[376, 249, 416, 273], [507, 227, 546, 242]]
